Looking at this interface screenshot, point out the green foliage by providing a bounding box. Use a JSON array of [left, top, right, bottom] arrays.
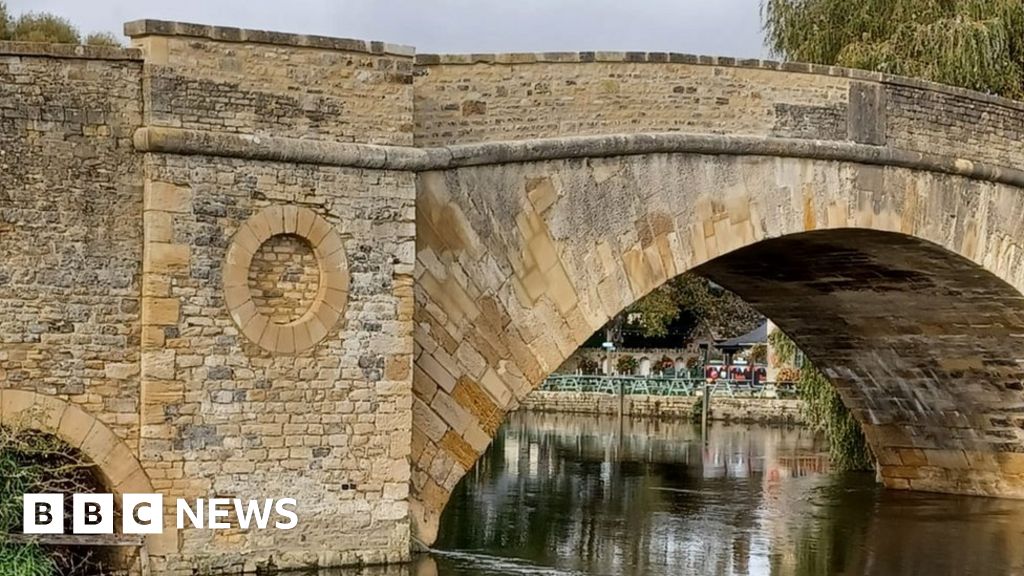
[[625, 284, 679, 338], [0, 3, 119, 46], [84, 32, 120, 47], [619, 273, 763, 343], [7, 12, 78, 43], [769, 330, 872, 470], [615, 355, 638, 374], [762, 0, 1024, 98], [0, 425, 101, 576], [748, 343, 767, 364], [767, 328, 798, 367], [0, 426, 97, 534], [0, 543, 55, 576], [669, 274, 763, 340], [799, 367, 874, 471]]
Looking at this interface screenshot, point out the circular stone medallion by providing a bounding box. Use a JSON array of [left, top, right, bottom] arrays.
[[223, 205, 349, 353]]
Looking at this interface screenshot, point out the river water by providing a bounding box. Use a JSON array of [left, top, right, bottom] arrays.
[[338, 411, 1024, 576]]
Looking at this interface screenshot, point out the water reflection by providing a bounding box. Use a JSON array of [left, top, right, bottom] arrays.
[[328, 412, 1024, 576]]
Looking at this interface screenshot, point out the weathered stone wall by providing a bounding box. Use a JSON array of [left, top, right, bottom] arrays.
[[125, 22, 418, 573], [521, 391, 805, 424], [0, 44, 143, 443], [886, 83, 1024, 169], [1, 22, 419, 575], [127, 20, 415, 145], [413, 53, 1024, 171], [413, 54, 849, 146], [139, 155, 415, 573]]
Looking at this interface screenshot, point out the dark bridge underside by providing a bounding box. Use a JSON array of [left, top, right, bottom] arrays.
[[696, 229, 1024, 494]]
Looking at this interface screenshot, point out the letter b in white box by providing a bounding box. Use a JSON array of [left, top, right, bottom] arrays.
[[73, 493, 114, 534], [123, 494, 163, 534], [23, 494, 64, 534]]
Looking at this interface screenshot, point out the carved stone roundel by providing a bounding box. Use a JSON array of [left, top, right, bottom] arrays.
[[223, 205, 349, 353]]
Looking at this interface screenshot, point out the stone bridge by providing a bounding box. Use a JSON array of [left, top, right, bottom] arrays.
[[5, 19, 1024, 574]]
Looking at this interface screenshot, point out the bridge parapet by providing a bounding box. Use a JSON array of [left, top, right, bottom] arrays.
[[413, 50, 1024, 172], [124, 19, 415, 145]]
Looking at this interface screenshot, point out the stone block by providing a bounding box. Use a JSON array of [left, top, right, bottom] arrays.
[[58, 405, 97, 449], [463, 424, 491, 453], [412, 398, 447, 443], [145, 181, 192, 213], [144, 210, 175, 243], [439, 430, 478, 470], [477, 368, 512, 408], [417, 352, 456, 394], [105, 362, 139, 380], [145, 242, 190, 275], [143, 297, 180, 326], [142, 350, 176, 380], [142, 274, 171, 297], [526, 177, 558, 214], [430, 391, 472, 435]]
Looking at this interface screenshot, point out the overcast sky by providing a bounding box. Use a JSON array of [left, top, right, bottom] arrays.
[[10, 0, 768, 57]]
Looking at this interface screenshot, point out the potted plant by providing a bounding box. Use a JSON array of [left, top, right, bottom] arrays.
[[616, 355, 638, 375]]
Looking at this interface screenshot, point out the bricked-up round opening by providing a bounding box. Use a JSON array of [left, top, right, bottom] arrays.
[[247, 233, 321, 325], [224, 206, 350, 353]]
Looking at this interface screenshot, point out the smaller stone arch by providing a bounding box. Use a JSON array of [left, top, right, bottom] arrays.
[[0, 389, 177, 557]]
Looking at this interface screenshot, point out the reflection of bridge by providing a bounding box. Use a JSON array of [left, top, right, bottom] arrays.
[[10, 17, 1024, 572]]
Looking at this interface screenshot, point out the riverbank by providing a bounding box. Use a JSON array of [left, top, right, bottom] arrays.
[[520, 391, 805, 424]]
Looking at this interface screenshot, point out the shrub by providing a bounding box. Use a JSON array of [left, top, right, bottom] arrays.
[[615, 355, 638, 374]]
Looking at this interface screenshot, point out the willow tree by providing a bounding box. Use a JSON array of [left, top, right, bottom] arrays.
[[762, 0, 1024, 98]]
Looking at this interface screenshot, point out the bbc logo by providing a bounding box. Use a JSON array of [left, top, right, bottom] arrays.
[[23, 494, 163, 535]]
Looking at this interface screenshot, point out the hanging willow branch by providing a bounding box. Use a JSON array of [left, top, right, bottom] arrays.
[[762, 0, 1024, 98], [768, 329, 873, 470]]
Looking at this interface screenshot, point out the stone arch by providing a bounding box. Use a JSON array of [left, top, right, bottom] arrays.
[[0, 389, 176, 557], [410, 146, 1024, 546]]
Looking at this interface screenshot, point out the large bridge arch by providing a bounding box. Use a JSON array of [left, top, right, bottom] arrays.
[[410, 143, 1024, 544]]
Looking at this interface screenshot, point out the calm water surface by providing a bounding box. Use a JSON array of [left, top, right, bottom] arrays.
[[339, 412, 1024, 576]]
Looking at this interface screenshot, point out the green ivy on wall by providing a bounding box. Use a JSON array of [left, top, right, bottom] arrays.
[[769, 330, 873, 471], [798, 368, 874, 471]]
